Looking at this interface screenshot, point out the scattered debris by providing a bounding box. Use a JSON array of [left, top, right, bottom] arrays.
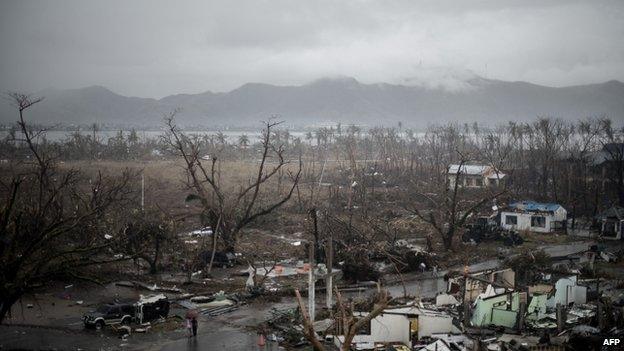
[[115, 281, 181, 294], [178, 290, 240, 317]]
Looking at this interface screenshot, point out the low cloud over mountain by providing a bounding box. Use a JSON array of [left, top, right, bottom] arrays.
[[2, 77, 622, 128]]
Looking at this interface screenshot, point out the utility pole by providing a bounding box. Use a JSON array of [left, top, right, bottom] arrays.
[[326, 228, 333, 309], [310, 208, 321, 262], [141, 172, 145, 211], [308, 238, 316, 323]]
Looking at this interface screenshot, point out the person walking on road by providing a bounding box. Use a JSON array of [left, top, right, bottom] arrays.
[[185, 318, 192, 337], [191, 317, 198, 337]]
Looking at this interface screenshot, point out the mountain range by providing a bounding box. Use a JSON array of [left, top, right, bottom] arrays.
[[1, 76, 623, 128]]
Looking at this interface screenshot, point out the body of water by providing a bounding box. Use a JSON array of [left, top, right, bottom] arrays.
[[0, 130, 310, 144]]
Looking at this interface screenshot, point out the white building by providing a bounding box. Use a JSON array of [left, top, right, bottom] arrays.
[[546, 275, 587, 308], [500, 201, 567, 233], [447, 164, 505, 189], [336, 306, 459, 349]]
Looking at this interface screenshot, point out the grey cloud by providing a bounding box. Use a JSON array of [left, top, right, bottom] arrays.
[[0, 0, 623, 98]]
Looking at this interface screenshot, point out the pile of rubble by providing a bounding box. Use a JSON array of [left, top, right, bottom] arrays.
[[269, 242, 624, 350]]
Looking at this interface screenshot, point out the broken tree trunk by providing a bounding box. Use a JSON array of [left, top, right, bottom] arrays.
[[294, 289, 326, 351], [517, 302, 526, 331], [556, 303, 565, 333], [598, 302, 605, 330], [463, 299, 471, 327], [309, 208, 322, 262], [207, 214, 222, 274]]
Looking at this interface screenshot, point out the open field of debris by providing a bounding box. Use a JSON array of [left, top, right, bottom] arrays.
[[1, 104, 624, 351]]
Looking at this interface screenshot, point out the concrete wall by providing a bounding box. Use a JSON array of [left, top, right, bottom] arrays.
[[370, 313, 410, 345], [501, 212, 557, 233], [493, 269, 516, 288], [417, 315, 456, 339], [526, 294, 548, 321], [471, 293, 520, 328], [553, 207, 567, 222], [568, 227, 598, 238], [546, 276, 587, 308], [491, 308, 518, 328], [448, 175, 487, 189], [436, 294, 459, 306], [472, 294, 505, 327]]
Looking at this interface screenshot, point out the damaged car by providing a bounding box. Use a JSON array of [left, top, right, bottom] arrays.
[[83, 302, 134, 330], [83, 294, 169, 330]]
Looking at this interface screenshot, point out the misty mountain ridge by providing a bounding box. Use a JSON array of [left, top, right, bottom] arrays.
[[1, 76, 623, 128]]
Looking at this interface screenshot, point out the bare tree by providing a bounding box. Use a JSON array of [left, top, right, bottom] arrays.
[[0, 93, 135, 323], [527, 118, 574, 200], [600, 118, 624, 206], [408, 153, 506, 251], [163, 112, 302, 253], [118, 210, 175, 274]]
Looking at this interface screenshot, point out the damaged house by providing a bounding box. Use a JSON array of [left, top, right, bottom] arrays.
[[469, 272, 589, 330], [447, 268, 515, 302], [597, 206, 624, 240], [568, 206, 624, 240], [446, 268, 524, 329], [500, 201, 567, 233], [447, 164, 506, 189], [545, 275, 588, 308], [337, 305, 459, 349], [469, 287, 563, 329], [471, 290, 524, 328]]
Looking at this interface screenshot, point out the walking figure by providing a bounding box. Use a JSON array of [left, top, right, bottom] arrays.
[[191, 317, 198, 337], [185, 318, 192, 337]]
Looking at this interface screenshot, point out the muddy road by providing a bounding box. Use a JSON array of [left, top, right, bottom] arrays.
[[1, 240, 610, 351]]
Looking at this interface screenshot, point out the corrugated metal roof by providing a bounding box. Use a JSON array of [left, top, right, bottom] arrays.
[[448, 164, 489, 175], [509, 200, 563, 212], [448, 164, 506, 179]]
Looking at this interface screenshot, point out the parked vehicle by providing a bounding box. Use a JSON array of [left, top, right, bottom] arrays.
[[83, 302, 134, 330], [186, 227, 213, 238], [83, 294, 169, 329], [199, 250, 237, 268], [463, 216, 523, 246]]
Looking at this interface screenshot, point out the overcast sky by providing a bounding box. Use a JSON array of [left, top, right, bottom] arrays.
[[1, 0, 623, 98]]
